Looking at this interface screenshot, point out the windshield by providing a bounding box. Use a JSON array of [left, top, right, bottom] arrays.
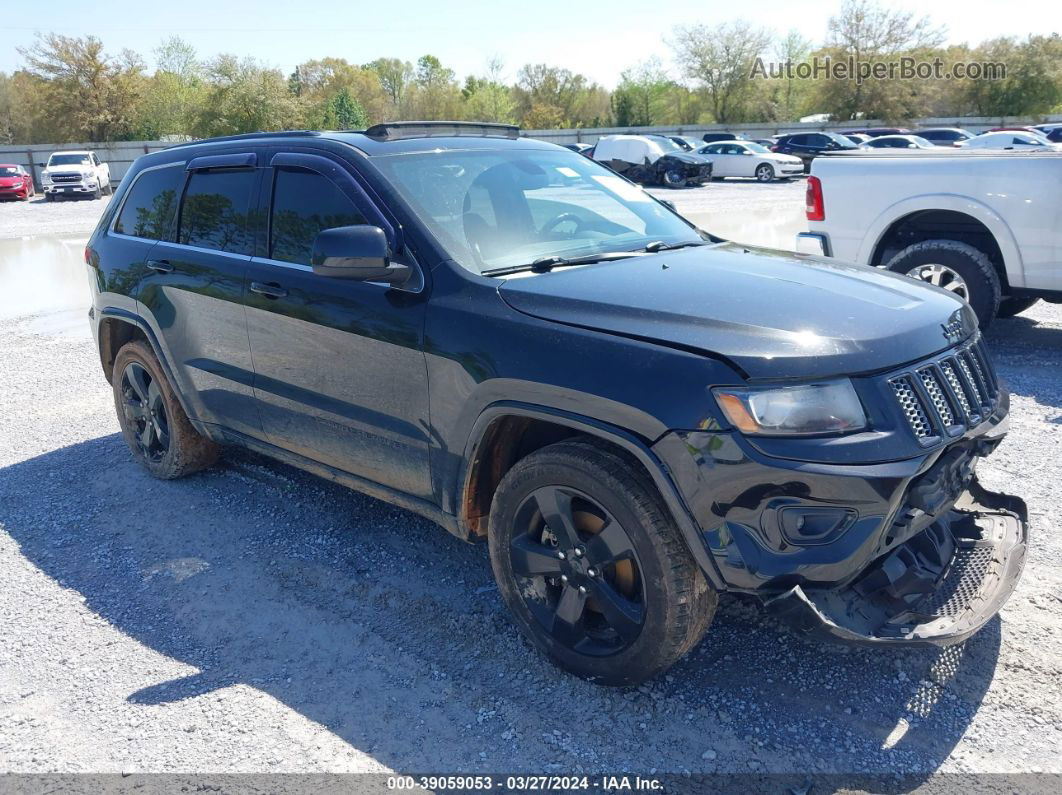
[[371, 148, 703, 275], [825, 133, 858, 149], [48, 154, 91, 166], [0, 166, 20, 176]]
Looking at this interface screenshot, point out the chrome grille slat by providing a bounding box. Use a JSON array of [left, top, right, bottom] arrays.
[[940, 360, 973, 420], [891, 377, 934, 439], [889, 336, 999, 443], [918, 368, 954, 427]]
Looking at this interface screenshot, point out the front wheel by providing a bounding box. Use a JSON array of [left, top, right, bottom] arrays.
[[488, 438, 716, 685], [662, 168, 687, 189], [755, 163, 775, 182], [112, 340, 220, 479], [885, 240, 1001, 329]]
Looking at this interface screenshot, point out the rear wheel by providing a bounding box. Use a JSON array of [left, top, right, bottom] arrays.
[[885, 239, 1001, 328], [755, 163, 775, 182], [997, 296, 1038, 318], [488, 439, 715, 685], [112, 341, 220, 479]]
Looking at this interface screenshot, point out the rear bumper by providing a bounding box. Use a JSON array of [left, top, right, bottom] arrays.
[[764, 479, 1027, 645], [796, 232, 831, 257]]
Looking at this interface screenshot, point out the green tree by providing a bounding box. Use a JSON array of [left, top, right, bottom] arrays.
[[193, 55, 299, 137], [612, 58, 670, 126], [812, 0, 945, 121], [670, 21, 773, 123], [323, 87, 368, 128], [18, 33, 145, 141], [958, 35, 1062, 117]]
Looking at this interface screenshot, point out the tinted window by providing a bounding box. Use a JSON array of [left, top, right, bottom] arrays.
[[270, 169, 367, 265], [788, 135, 809, 145], [178, 169, 256, 254], [114, 165, 184, 241]]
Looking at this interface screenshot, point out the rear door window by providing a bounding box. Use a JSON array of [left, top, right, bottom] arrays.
[[178, 169, 256, 255], [114, 165, 185, 241], [270, 168, 366, 265]]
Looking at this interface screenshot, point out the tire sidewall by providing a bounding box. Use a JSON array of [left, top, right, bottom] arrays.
[[488, 456, 694, 686], [663, 168, 686, 188], [886, 241, 1000, 327], [755, 163, 774, 182]]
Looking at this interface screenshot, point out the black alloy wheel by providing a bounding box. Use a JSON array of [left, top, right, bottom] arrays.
[[509, 484, 646, 656], [120, 361, 170, 462]]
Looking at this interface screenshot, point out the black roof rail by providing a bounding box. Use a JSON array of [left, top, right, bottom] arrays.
[[166, 130, 323, 149], [363, 121, 520, 141]]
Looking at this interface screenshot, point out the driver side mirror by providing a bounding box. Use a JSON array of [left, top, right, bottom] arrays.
[[311, 225, 410, 284]]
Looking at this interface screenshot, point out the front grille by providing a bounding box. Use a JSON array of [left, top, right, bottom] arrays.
[[51, 173, 82, 183], [888, 336, 999, 442]]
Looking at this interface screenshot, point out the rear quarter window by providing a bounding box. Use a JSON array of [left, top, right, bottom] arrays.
[[113, 165, 185, 241]]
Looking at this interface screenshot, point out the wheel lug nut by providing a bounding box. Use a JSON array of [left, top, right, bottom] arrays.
[[587, 568, 596, 577], [578, 586, 587, 595], [574, 548, 584, 558], [560, 575, 568, 583], [556, 551, 566, 560]]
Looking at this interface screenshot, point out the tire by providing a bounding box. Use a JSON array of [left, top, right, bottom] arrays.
[[44, 192, 53, 202], [662, 168, 687, 189], [997, 296, 1038, 318], [755, 163, 775, 182], [112, 340, 220, 479], [103, 181, 113, 196], [92, 183, 102, 200], [488, 438, 716, 686], [885, 239, 1001, 329]]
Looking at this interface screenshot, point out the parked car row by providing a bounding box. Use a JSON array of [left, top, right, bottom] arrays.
[[0, 150, 112, 202]]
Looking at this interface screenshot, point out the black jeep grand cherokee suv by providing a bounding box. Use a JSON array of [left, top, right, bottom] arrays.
[[87, 122, 1027, 685]]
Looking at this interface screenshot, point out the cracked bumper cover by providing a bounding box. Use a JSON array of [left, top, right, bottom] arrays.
[[764, 479, 1027, 646]]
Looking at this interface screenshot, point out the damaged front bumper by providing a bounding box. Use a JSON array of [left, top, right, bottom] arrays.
[[765, 479, 1027, 646]]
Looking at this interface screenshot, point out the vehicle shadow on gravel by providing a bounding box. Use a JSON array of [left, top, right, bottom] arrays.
[[0, 434, 999, 777]]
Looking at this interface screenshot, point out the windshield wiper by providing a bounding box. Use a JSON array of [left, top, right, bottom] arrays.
[[482, 250, 646, 276], [641, 240, 712, 253]]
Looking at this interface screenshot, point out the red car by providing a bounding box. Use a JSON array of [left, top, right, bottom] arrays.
[[0, 164, 35, 200]]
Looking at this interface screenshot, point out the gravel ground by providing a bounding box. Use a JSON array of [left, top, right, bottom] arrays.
[[0, 184, 1060, 780]]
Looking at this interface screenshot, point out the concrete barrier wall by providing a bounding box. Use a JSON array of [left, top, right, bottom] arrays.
[[0, 141, 174, 189]]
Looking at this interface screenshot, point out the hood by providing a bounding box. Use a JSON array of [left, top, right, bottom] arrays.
[[497, 243, 976, 380], [0, 175, 24, 186], [45, 165, 92, 173], [660, 152, 710, 165]]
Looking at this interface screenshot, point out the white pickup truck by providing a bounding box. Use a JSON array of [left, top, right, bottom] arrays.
[[797, 150, 1062, 327], [40, 150, 112, 201]]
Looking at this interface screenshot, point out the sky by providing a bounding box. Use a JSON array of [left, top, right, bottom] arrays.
[[3, 0, 1061, 89]]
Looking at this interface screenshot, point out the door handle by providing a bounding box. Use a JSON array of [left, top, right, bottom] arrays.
[[250, 281, 287, 299], [147, 259, 173, 273]]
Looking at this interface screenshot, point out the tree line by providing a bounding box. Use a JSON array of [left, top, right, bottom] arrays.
[[1, 0, 1059, 145]]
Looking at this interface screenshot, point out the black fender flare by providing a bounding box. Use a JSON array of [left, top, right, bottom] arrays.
[[95, 307, 210, 438], [457, 401, 727, 591]]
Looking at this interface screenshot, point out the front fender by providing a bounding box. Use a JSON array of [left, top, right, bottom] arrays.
[[456, 402, 728, 590]]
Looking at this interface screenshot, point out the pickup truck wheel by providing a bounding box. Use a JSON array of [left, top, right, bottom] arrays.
[[488, 439, 715, 685], [997, 296, 1038, 318], [755, 163, 775, 182], [885, 240, 1001, 329], [92, 183, 102, 200], [112, 341, 220, 479]]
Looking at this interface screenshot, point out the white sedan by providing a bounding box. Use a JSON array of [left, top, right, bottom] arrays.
[[959, 131, 1062, 151], [695, 141, 804, 181]]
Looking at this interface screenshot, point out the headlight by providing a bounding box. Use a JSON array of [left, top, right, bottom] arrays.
[[713, 379, 867, 436]]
